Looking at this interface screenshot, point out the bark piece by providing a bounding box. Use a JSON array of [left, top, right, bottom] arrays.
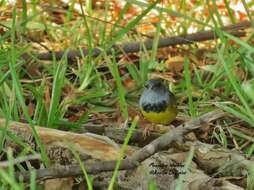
[[0, 119, 120, 162], [118, 151, 244, 190]]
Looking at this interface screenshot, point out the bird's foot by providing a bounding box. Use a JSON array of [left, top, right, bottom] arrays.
[[142, 127, 151, 139]]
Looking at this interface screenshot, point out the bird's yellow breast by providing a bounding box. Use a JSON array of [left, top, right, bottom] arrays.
[[141, 106, 177, 125]]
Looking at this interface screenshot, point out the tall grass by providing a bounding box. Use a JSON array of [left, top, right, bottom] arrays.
[[0, 0, 253, 189]]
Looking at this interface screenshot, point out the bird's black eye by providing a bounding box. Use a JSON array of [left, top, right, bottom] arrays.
[[155, 82, 162, 88], [151, 82, 162, 90], [144, 82, 149, 89]]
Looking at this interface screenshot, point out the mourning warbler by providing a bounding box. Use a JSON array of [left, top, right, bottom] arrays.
[[139, 78, 177, 124]]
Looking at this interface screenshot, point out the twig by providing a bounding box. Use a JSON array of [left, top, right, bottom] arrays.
[[0, 154, 41, 168], [36, 21, 251, 60], [82, 123, 161, 145], [17, 110, 225, 181]]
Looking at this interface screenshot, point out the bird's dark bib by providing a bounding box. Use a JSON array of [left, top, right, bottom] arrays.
[[141, 100, 167, 113]]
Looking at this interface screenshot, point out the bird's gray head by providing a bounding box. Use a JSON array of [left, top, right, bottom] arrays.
[[144, 78, 168, 92], [139, 78, 170, 107], [139, 78, 176, 112]]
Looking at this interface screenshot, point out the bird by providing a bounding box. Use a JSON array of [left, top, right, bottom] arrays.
[[139, 78, 177, 125]]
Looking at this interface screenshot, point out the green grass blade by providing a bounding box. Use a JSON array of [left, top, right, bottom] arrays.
[[175, 145, 195, 190], [247, 164, 254, 190], [10, 6, 49, 165], [183, 57, 196, 117], [217, 47, 254, 125], [106, 52, 128, 119], [108, 2, 130, 42], [223, 0, 236, 23], [106, 0, 159, 49], [29, 170, 36, 190], [126, 64, 141, 84], [217, 103, 254, 126], [0, 167, 22, 190], [126, 0, 209, 27], [47, 54, 67, 127], [108, 116, 139, 190], [211, 0, 224, 26], [69, 146, 93, 190], [240, 0, 253, 22], [222, 32, 254, 54]]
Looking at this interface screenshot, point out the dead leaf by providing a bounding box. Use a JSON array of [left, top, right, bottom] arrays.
[[165, 56, 184, 73], [45, 178, 73, 190]]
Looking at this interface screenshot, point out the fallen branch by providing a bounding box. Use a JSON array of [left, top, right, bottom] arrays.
[[0, 154, 41, 168], [17, 110, 225, 181], [82, 123, 161, 145], [36, 21, 251, 60]]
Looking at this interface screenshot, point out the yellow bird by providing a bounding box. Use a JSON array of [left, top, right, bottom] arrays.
[[139, 78, 177, 125]]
